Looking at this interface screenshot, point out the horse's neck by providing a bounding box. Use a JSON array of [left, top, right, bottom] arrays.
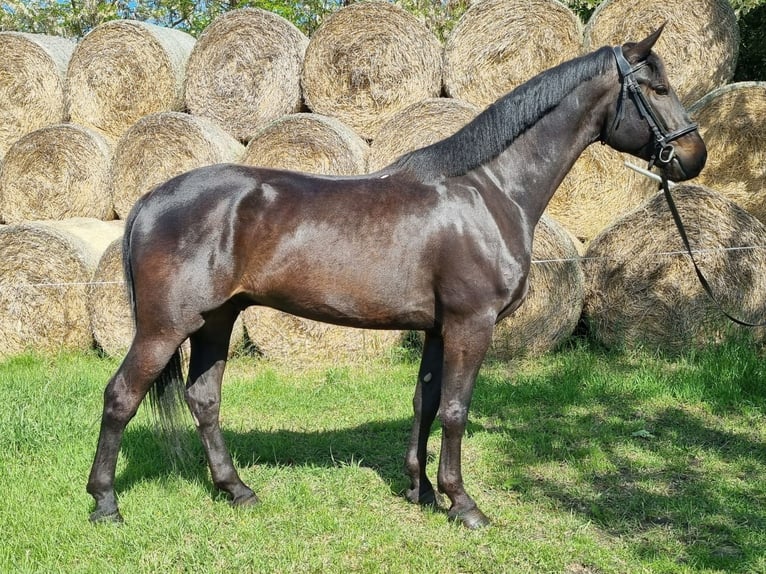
[[469, 76, 614, 225]]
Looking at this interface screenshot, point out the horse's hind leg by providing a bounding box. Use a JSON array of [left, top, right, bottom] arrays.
[[405, 331, 443, 506], [184, 306, 257, 507], [87, 335, 185, 523]]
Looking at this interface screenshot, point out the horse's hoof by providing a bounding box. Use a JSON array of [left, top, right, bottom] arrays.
[[89, 508, 124, 525], [449, 506, 490, 529], [231, 492, 260, 508]]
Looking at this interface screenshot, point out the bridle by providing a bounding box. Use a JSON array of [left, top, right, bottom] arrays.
[[608, 45, 766, 328], [607, 45, 698, 170]]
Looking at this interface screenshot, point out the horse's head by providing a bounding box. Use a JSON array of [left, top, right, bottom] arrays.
[[602, 26, 707, 182]]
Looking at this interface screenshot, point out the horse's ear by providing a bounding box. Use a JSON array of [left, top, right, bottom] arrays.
[[623, 23, 665, 63]]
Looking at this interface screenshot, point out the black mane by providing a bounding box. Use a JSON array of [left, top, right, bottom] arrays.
[[390, 46, 615, 180]]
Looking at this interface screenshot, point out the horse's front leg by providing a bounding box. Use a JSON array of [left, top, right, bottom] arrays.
[[437, 317, 494, 529], [185, 314, 258, 507], [405, 331, 443, 506]]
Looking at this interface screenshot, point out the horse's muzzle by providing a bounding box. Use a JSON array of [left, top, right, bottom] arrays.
[[663, 133, 707, 182]]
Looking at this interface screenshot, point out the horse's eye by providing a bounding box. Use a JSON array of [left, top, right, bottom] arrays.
[[655, 85, 669, 96]]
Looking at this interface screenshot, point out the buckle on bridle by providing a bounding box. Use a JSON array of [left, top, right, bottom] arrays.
[[658, 143, 675, 164]]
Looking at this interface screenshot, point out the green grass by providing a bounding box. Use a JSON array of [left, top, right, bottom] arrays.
[[1, 339, 764, 573]]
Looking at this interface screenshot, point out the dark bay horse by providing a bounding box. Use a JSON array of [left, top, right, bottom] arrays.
[[88, 27, 706, 528]]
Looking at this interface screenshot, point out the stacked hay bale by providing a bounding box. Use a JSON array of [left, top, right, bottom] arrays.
[[88, 237, 132, 357], [688, 82, 766, 225], [0, 124, 113, 223], [582, 185, 766, 352], [67, 20, 195, 142], [0, 32, 75, 158], [242, 114, 368, 175], [185, 8, 308, 142], [584, 0, 740, 107], [88, 235, 245, 357], [110, 112, 245, 218], [0, 218, 123, 358], [490, 215, 584, 359], [242, 307, 404, 365], [443, 0, 583, 108], [368, 98, 481, 171], [549, 146, 650, 243], [301, 1, 443, 140]]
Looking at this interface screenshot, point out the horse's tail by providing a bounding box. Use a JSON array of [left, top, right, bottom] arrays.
[[122, 196, 190, 465]]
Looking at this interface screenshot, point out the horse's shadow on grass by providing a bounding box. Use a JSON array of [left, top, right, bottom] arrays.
[[118, 416, 415, 501], [116, 347, 765, 570]]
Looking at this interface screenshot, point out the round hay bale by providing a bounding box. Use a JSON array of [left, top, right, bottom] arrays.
[[89, 236, 245, 357], [0, 123, 112, 224], [67, 20, 195, 142], [688, 82, 766, 224], [0, 218, 123, 358], [110, 111, 245, 218], [443, 0, 583, 108], [489, 214, 584, 359], [368, 98, 481, 171], [582, 184, 766, 352], [548, 145, 653, 243], [242, 113, 368, 175], [0, 32, 75, 158], [185, 8, 308, 142], [584, 0, 739, 106], [242, 307, 404, 364], [88, 237, 132, 358], [301, 1, 443, 140]]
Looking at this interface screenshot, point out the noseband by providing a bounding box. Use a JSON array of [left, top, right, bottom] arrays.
[[608, 46, 698, 169]]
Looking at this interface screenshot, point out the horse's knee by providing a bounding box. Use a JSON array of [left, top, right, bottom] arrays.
[[440, 400, 468, 433]]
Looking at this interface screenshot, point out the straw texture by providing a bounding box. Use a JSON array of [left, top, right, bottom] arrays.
[[583, 184, 766, 352], [490, 215, 584, 358], [444, 0, 583, 108], [584, 0, 739, 105], [0, 218, 123, 358], [0, 123, 113, 224], [110, 111, 245, 218], [67, 20, 195, 141], [0, 32, 75, 158], [242, 113, 369, 175], [242, 306, 404, 364], [301, 1, 443, 140], [368, 98, 481, 171], [689, 82, 766, 225], [185, 8, 308, 142]]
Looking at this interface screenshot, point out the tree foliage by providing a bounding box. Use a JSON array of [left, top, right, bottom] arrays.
[[0, 0, 764, 79]]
